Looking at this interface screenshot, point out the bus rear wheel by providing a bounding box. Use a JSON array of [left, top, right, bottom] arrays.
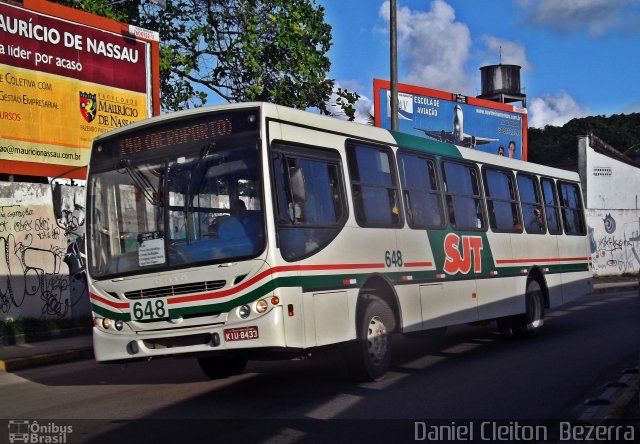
[[348, 295, 395, 382], [499, 279, 545, 338], [517, 279, 545, 337], [197, 355, 247, 379]]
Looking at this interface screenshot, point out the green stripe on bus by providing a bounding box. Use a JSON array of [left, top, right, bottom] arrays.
[[390, 131, 462, 158], [90, 263, 589, 320]]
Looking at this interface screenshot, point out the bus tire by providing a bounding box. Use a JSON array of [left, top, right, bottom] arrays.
[[497, 279, 545, 338], [197, 355, 247, 379], [348, 296, 395, 382], [514, 279, 545, 338]]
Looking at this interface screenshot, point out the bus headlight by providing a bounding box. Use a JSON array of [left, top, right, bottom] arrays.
[[238, 305, 251, 319], [115, 320, 124, 331], [255, 299, 268, 314], [102, 318, 111, 329]]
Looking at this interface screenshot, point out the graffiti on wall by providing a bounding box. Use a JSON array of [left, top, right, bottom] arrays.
[[589, 210, 640, 276], [0, 183, 88, 319]]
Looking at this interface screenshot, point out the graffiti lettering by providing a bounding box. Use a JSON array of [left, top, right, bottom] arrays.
[[589, 212, 640, 276], [35, 217, 49, 231], [0, 186, 87, 320], [13, 219, 33, 232]]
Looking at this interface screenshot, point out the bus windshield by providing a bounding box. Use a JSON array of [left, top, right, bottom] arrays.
[[88, 138, 264, 278]]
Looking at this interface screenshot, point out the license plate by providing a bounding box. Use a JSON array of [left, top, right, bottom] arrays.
[[224, 326, 259, 341]]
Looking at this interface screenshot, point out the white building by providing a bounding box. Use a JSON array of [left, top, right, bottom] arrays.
[[578, 133, 640, 276]]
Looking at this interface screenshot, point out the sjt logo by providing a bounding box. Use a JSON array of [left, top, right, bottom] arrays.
[[443, 233, 483, 275]]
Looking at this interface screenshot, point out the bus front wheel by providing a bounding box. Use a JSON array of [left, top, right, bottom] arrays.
[[348, 295, 395, 382], [197, 355, 247, 379]]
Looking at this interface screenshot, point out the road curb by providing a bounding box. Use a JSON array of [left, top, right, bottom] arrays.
[[0, 348, 94, 373], [578, 364, 640, 424], [591, 281, 638, 294], [605, 379, 639, 423]]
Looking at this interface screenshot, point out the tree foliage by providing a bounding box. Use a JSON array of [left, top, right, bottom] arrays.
[[528, 113, 640, 167], [53, 0, 359, 117]]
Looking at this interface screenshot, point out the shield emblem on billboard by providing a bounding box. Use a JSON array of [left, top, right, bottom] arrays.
[[79, 92, 97, 123]]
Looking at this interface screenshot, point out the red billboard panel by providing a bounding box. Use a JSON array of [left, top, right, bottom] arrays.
[[0, 0, 160, 179]]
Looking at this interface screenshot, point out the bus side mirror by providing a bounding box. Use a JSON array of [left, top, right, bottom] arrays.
[[289, 167, 307, 204], [52, 183, 63, 220], [64, 237, 86, 279]]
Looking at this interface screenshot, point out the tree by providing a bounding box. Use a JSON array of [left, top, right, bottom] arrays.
[[528, 113, 640, 168], [53, 0, 359, 117]]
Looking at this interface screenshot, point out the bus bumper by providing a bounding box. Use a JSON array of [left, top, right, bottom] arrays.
[[93, 306, 286, 362]]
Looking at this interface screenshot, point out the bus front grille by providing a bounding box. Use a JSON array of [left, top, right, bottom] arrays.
[[125, 280, 226, 300]]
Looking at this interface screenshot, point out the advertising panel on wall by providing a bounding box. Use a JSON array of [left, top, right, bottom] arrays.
[[0, 0, 160, 179], [374, 79, 528, 161]]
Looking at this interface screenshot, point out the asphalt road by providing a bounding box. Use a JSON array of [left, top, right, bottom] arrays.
[[1, 288, 638, 443]]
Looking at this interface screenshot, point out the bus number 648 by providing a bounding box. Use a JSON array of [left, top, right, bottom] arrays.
[[132, 300, 167, 320], [385, 250, 403, 267]]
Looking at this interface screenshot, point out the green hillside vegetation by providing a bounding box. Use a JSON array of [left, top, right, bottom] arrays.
[[528, 113, 640, 168]]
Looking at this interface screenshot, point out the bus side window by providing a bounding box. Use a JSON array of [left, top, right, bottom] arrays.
[[483, 167, 521, 232], [398, 152, 444, 229], [442, 160, 485, 230], [558, 181, 586, 235], [272, 145, 347, 261], [541, 178, 562, 235], [347, 143, 402, 227], [517, 173, 546, 234]]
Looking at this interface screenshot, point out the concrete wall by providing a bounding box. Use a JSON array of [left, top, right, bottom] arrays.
[[588, 209, 640, 276], [579, 134, 640, 276], [584, 143, 640, 210], [0, 181, 89, 320]]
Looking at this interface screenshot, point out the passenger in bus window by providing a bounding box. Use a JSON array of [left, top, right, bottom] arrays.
[[447, 196, 456, 227], [232, 198, 247, 219], [533, 207, 545, 231]]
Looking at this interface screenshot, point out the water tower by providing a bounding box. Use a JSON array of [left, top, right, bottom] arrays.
[[477, 64, 526, 108]]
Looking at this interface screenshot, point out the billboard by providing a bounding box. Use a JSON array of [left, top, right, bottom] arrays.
[[0, 0, 160, 179], [374, 79, 528, 161]]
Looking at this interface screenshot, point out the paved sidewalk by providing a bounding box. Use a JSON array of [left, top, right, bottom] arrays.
[[0, 334, 93, 372], [592, 279, 639, 292]]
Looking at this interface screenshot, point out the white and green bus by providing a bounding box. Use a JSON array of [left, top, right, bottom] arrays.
[[84, 102, 591, 381]]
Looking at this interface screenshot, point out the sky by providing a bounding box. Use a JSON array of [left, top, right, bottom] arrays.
[[319, 0, 640, 127]]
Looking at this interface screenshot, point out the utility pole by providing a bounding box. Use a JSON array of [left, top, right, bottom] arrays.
[[390, 0, 398, 131]]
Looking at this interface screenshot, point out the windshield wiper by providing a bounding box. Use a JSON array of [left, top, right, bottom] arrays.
[[118, 159, 160, 206]]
